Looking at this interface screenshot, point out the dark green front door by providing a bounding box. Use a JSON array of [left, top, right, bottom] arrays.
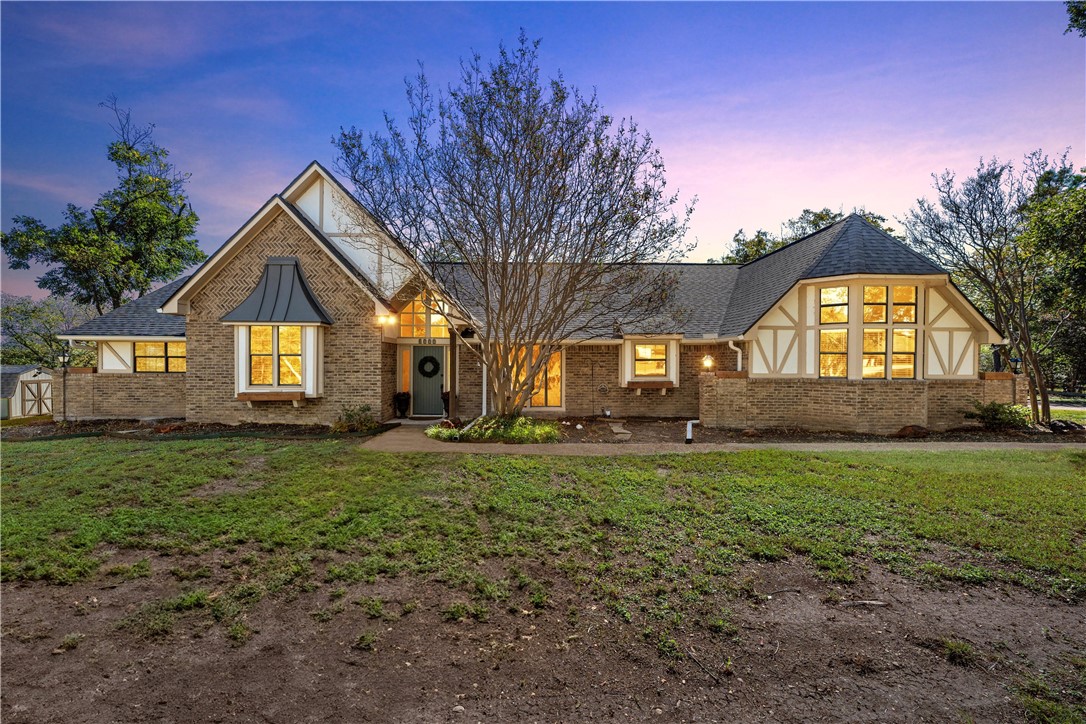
[[412, 346, 444, 416]]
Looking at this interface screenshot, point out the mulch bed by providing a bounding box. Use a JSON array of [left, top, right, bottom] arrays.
[[558, 417, 1086, 445], [0, 419, 396, 442]]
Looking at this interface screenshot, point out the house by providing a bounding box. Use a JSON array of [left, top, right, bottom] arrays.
[[1, 365, 52, 419], [57, 162, 1026, 434]]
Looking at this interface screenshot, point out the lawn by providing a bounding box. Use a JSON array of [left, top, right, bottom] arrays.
[[4, 439, 1083, 600], [3, 438, 1084, 721]]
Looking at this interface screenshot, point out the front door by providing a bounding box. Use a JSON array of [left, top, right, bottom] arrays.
[[411, 346, 445, 416]]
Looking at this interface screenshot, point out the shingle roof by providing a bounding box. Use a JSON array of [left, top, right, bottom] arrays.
[[435, 262, 739, 340], [1, 365, 38, 398], [719, 214, 945, 337], [62, 278, 189, 338]]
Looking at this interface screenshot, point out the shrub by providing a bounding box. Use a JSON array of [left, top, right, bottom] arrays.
[[332, 404, 380, 434], [966, 401, 1032, 430], [425, 415, 560, 443]]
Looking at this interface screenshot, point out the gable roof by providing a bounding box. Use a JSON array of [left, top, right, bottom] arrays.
[[1, 365, 39, 398], [59, 278, 189, 339], [159, 193, 390, 316], [720, 214, 946, 337]]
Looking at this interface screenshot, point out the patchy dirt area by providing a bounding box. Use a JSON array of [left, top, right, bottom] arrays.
[[3, 557, 1082, 723], [558, 417, 1086, 445]]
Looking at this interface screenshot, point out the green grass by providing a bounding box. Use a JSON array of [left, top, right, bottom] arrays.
[[426, 415, 560, 443], [3, 439, 1084, 643], [1053, 408, 1086, 424]]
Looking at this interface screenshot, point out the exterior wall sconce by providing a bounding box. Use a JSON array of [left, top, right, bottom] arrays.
[[376, 314, 397, 326], [702, 354, 715, 369]]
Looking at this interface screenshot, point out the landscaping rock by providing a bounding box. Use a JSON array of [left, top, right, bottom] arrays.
[[741, 428, 761, 437], [895, 425, 930, 438]]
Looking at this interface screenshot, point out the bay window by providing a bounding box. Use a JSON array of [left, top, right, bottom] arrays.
[[248, 325, 302, 386]]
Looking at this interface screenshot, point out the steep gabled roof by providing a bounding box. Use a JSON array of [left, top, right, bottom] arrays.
[[60, 278, 189, 339], [720, 214, 946, 337]]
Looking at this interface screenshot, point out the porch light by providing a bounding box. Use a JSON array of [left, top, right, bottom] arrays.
[[376, 314, 397, 326], [702, 354, 715, 369]]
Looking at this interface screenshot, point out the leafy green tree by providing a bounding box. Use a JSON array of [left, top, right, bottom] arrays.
[[336, 34, 693, 417], [1066, 1, 1086, 36], [2, 98, 204, 314], [0, 293, 97, 368], [904, 151, 1078, 421]]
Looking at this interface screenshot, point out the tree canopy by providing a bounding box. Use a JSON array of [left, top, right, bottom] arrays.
[[2, 98, 204, 314], [336, 34, 693, 416], [903, 151, 1082, 420], [1066, 1, 1086, 36], [712, 207, 897, 264], [0, 293, 97, 368]]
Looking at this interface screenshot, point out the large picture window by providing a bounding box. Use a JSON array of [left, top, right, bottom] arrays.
[[530, 347, 562, 408], [135, 341, 186, 373], [249, 325, 303, 386]]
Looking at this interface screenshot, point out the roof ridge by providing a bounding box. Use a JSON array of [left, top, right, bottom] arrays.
[[798, 215, 856, 280]]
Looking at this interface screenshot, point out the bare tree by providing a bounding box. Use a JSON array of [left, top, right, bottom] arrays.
[[336, 34, 694, 416], [903, 152, 1073, 422]]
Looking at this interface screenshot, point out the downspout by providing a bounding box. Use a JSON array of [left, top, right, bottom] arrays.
[[685, 419, 700, 444], [728, 340, 743, 371]]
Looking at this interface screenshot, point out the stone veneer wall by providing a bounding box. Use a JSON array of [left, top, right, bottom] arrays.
[[699, 373, 1030, 434], [53, 371, 186, 421], [185, 212, 385, 425]]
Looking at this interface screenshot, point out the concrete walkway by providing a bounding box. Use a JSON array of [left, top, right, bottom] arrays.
[[361, 424, 1085, 456]]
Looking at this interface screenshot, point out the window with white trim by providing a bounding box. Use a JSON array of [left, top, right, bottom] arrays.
[[248, 325, 302, 386], [621, 338, 681, 387], [819, 286, 849, 378], [860, 285, 917, 380]]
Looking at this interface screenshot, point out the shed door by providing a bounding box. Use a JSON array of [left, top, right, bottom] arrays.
[[411, 346, 445, 416], [21, 381, 51, 416]]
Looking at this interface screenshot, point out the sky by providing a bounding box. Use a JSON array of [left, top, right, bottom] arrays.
[[2, 1, 1083, 298]]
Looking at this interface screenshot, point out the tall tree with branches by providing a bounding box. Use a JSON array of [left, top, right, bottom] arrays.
[[0, 293, 97, 367], [336, 34, 694, 416], [2, 98, 204, 314], [903, 152, 1077, 422]]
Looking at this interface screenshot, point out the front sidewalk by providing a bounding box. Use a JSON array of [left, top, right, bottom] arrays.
[[361, 424, 1084, 456]]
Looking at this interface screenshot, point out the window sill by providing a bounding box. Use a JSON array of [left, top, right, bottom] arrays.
[[627, 380, 675, 389], [237, 391, 307, 407]]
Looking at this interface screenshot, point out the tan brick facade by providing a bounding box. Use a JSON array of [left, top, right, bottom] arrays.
[[454, 342, 738, 420], [699, 373, 1030, 434], [185, 212, 386, 426], [53, 370, 185, 421]]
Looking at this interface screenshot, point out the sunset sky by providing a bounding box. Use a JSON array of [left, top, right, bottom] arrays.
[[2, 1, 1083, 297]]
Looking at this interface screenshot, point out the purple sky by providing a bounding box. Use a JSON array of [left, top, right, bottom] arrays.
[[2, 2, 1083, 298]]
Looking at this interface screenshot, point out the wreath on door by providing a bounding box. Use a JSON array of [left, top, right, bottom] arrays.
[[417, 355, 441, 379]]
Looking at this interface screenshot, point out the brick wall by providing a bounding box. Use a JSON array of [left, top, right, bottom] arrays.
[[185, 212, 386, 426], [455, 339, 483, 418], [53, 371, 185, 421], [699, 374, 1030, 434], [380, 342, 397, 421]]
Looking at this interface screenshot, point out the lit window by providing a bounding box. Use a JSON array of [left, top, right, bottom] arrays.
[[399, 293, 449, 339], [892, 286, 917, 323], [819, 329, 848, 378], [862, 329, 886, 379], [820, 287, 848, 324], [892, 329, 916, 379], [634, 344, 668, 377], [863, 286, 887, 323], [135, 341, 186, 373], [249, 326, 303, 386], [530, 347, 562, 408]]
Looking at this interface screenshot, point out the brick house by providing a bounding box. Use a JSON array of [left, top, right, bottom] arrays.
[[58, 162, 1025, 433]]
